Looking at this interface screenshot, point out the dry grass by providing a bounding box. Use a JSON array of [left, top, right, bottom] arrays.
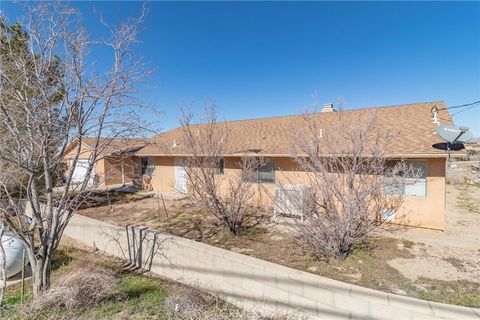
[[80, 196, 270, 241], [78, 193, 480, 308], [442, 257, 467, 273], [456, 185, 480, 214], [417, 279, 480, 307], [402, 239, 414, 249], [164, 285, 243, 320], [3, 240, 272, 320], [28, 269, 116, 311], [164, 284, 309, 320], [75, 189, 155, 210]]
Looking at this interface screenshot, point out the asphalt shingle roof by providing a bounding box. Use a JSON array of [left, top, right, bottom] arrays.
[[137, 101, 455, 158], [80, 137, 149, 156]]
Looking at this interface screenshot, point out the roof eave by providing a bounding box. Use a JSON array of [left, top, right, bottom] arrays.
[[134, 152, 462, 159]]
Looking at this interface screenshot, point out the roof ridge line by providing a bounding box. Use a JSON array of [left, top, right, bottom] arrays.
[[160, 100, 445, 132]]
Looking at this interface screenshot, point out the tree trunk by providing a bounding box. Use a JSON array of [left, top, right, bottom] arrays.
[[31, 255, 52, 298], [0, 225, 6, 306], [337, 252, 349, 261]]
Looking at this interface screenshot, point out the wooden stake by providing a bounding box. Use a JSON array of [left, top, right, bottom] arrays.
[[160, 193, 168, 221]]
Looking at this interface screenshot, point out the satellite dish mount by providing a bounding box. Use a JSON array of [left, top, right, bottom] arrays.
[[436, 124, 473, 165]]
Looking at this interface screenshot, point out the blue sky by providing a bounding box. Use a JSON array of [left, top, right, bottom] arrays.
[[2, 1, 480, 136]]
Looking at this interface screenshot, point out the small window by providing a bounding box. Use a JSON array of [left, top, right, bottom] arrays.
[[384, 160, 427, 197], [215, 158, 224, 175], [246, 159, 276, 184], [258, 159, 275, 183], [141, 157, 156, 176]]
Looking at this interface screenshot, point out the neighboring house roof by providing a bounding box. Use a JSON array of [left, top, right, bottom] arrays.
[[137, 101, 457, 158], [66, 137, 149, 158]]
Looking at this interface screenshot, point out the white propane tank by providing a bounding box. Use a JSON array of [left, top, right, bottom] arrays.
[[2, 233, 27, 278]]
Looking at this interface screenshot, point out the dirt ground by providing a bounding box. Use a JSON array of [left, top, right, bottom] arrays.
[[382, 183, 480, 283], [78, 182, 480, 307]]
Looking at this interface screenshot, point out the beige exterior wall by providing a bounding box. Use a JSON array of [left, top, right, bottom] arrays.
[[149, 156, 176, 192], [64, 141, 140, 186], [145, 156, 447, 230], [396, 158, 446, 230]]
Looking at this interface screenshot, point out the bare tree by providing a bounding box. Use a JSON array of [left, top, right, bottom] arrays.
[[0, 2, 155, 297], [281, 108, 421, 260], [180, 105, 263, 235]]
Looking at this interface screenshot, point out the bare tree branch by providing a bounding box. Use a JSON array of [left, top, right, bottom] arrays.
[[280, 108, 421, 260], [0, 2, 156, 297], [179, 104, 263, 235]]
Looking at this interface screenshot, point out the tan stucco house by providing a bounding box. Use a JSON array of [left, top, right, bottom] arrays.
[[64, 137, 147, 186], [65, 101, 458, 230]]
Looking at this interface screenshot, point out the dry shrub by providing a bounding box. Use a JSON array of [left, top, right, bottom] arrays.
[[164, 285, 244, 320], [285, 110, 422, 261], [164, 285, 309, 320], [180, 106, 264, 235], [29, 268, 116, 311]]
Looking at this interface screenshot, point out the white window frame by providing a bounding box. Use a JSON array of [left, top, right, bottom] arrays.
[[384, 159, 427, 197]]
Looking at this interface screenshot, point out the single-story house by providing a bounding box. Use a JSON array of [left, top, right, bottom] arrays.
[[136, 101, 458, 230], [64, 137, 147, 186], [65, 101, 459, 230]]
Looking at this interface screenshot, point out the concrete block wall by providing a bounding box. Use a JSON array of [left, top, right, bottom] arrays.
[[64, 214, 480, 320]]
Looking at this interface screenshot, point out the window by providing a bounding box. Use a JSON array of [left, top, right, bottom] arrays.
[[384, 160, 427, 197], [247, 159, 276, 184], [215, 158, 224, 175], [141, 157, 156, 176], [258, 159, 275, 183]]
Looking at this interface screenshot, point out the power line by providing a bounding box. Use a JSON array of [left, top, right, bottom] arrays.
[[438, 100, 480, 111], [451, 102, 480, 116], [431, 99, 480, 122]]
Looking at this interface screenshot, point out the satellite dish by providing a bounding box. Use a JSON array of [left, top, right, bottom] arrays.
[[432, 142, 465, 151], [436, 125, 473, 144]]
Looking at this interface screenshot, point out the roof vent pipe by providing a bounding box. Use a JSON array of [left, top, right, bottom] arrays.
[[321, 103, 335, 113], [318, 128, 324, 139]]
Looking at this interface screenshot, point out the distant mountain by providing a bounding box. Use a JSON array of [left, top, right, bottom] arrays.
[[466, 137, 480, 144]]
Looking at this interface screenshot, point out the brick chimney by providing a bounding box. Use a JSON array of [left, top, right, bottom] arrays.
[[321, 103, 335, 113]]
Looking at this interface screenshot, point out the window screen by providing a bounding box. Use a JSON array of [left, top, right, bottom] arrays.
[[243, 159, 276, 184], [258, 159, 275, 184]]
